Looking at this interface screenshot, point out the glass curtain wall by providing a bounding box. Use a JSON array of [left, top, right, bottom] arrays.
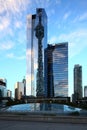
[[47, 43, 68, 97], [26, 8, 47, 96], [53, 43, 68, 97]]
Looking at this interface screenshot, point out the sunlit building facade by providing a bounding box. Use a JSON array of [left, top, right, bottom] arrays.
[[74, 64, 82, 100], [14, 82, 24, 100], [7, 90, 12, 98], [26, 8, 47, 96], [46, 43, 68, 97]]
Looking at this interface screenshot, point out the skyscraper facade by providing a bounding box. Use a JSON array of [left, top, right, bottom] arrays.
[[7, 90, 12, 98], [46, 43, 68, 97], [22, 77, 26, 96], [0, 78, 7, 97], [74, 64, 82, 100], [84, 86, 87, 97], [14, 82, 24, 100], [26, 8, 47, 96]]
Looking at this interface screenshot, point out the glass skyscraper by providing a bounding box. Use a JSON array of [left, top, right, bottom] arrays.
[[26, 8, 47, 96], [74, 64, 82, 99], [46, 43, 68, 97], [84, 86, 87, 97]]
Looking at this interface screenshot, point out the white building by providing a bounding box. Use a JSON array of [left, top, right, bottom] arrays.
[[14, 82, 24, 100]]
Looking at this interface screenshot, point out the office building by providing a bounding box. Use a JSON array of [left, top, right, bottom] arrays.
[[84, 86, 87, 97], [46, 43, 68, 97], [26, 8, 47, 96], [15, 82, 24, 100], [22, 77, 26, 96], [7, 90, 12, 98], [74, 64, 82, 100], [0, 78, 7, 97]]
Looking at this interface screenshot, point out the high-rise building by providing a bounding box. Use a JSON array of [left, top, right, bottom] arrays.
[[22, 77, 26, 96], [26, 8, 47, 96], [7, 90, 12, 98], [84, 86, 87, 97], [0, 78, 7, 97], [74, 64, 82, 100], [45, 43, 68, 97], [14, 82, 24, 100]]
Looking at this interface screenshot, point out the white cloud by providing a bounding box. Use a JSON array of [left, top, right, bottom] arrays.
[[0, 16, 10, 31], [55, 0, 61, 4], [29, 0, 60, 14], [0, 13, 14, 39], [0, 0, 30, 39], [79, 12, 87, 21], [49, 36, 58, 43], [6, 52, 25, 60], [63, 11, 71, 20], [16, 55, 25, 60], [6, 53, 14, 58], [47, 9, 56, 20], [0, 41, 14, 50], [60, 30, 87, 58], [31, 0, 50, 8], [0, 0, 30, 15], [15, 21, 23, 28], [15, 30, 26, 45], [49, 29, 87, 58], [73, 12, 87, 23], [58, 29, 87, 41]]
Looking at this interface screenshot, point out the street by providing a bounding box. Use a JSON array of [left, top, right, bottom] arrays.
[[0, 120, 87, 130]]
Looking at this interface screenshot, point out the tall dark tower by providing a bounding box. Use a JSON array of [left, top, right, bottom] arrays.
[[35, 13, 44, 97], [74, 64, 82, 100], [22, 76, 26, 96], [26, 8, 47, 96]]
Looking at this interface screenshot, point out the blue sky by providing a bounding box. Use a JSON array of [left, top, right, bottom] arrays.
[[0, 0, 87, 97]]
